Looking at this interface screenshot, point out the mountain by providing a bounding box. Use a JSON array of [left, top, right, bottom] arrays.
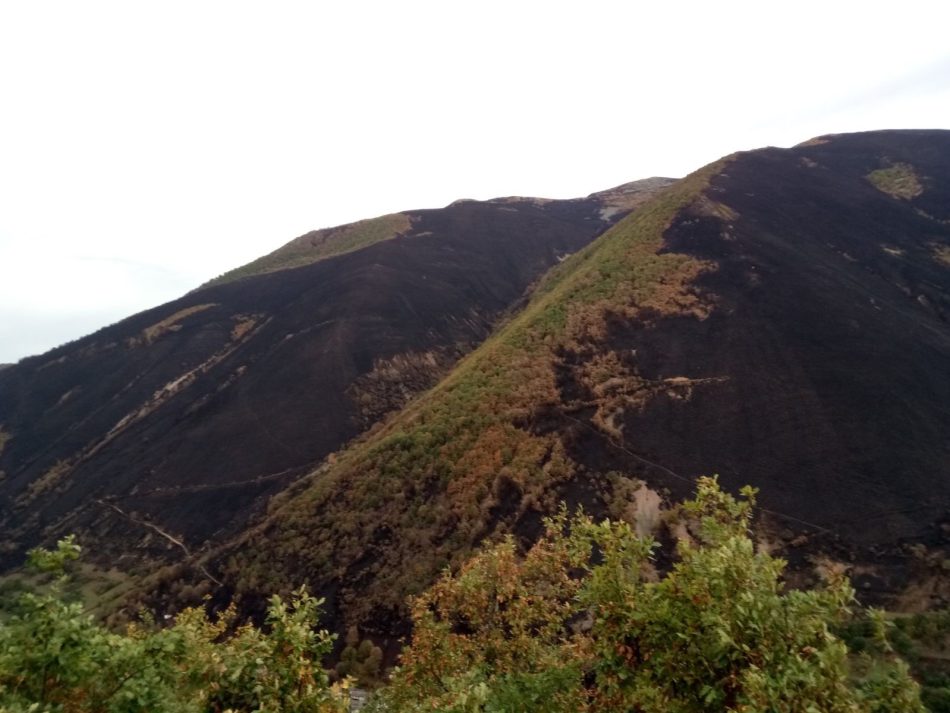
[[0, 178, 672, 572], [3, 130, 950, 654], [168, 130, 949, 646]]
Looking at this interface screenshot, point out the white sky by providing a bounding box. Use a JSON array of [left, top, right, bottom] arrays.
[[1, 1, 949, 363]]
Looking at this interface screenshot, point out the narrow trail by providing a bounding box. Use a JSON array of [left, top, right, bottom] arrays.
[[95, 499, 223, 586], [560, 412, 837, 537]]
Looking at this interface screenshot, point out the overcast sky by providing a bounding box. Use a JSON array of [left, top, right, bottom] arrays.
[[1, 1, 949, 363]]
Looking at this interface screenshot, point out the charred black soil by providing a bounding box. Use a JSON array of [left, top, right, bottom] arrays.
[[0, 185, 671, 570]]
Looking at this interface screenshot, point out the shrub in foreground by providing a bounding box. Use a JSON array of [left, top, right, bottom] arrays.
[[0, 538, 347, 713], [373, 478, 923, 712]]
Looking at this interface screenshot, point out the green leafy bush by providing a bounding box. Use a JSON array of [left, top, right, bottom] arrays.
[[335, 627, 384, 687], [0, 541, 348, 713], [372, 478, 924, 712]]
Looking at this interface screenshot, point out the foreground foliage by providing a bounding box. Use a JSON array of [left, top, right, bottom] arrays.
[[0, 538, 347, 713], [372, 478, 924, 712], [842, 609, 950, 712], [0, 479, 930, 712]]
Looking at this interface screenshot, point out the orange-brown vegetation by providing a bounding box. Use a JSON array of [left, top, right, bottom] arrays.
[[933, 244, 950, 268], [131, 303, 218, 347], [229, 315, 259, 342]]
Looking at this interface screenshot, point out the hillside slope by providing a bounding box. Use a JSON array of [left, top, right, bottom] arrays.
[[196, 131, 950, 644], [0, 180, 672, 570]]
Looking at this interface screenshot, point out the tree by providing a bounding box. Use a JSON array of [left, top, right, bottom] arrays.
[[0, 539, 348, 713], [375, 508, 590, 712], [335, 626, 384, 687], [372, 477, 923, 712]]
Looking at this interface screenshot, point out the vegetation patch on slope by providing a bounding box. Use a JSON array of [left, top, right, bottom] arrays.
[[202, 213, 413, 288], [130, 303, 218, 347], [867, 162, 924, 200], [220, 159, 732, 629], [18, 459, 71, 507], [933, 245, 950, 268]]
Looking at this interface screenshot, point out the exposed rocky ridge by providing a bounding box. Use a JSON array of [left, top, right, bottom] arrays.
[[0, 182, 672, 572], [161, 131, 950, 648]]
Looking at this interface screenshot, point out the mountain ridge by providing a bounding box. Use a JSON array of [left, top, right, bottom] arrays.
[[0, 180, 674, 576], [198, 177, 676, 291]]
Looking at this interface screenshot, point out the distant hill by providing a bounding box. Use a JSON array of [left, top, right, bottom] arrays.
[[201, 177, 674, 289]]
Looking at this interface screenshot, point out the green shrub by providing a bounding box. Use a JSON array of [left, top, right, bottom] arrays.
[[0, 540, 348, 712], [373, 478, 924, 712]]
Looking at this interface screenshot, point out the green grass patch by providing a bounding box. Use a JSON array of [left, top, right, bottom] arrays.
[[0, 560, 134, 621], [867, 163, 924, 200], [202, 213, 413, 288]]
